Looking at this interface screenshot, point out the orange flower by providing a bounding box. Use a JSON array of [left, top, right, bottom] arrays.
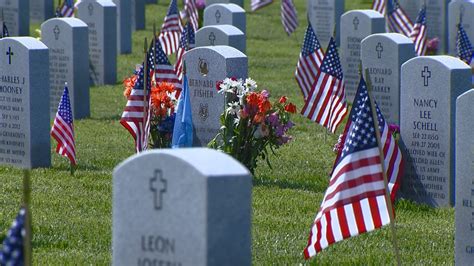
[[253, 112, 265, 124], [247, 92, 259, 106], [285, 103, 297, 114], [123, 75, 137, 98], [279, 96, 287, 104], [258, 99, 271, 113]]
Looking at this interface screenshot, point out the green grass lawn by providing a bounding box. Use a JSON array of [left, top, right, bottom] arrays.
[[0, 0, 454, 264]]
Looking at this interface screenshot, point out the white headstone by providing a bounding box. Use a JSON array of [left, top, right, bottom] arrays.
[[184, 46, 247, 146], [203, 3, 246, 34], [113, 0, 132, 54], [113, 148, 252, 266], [30, 0, 54, 23], [206, 0, 243, 8], [41, 18, 90, 119], [307, 0, 344, 47], [400, 56, 471, 207], [0, 0, 29, 36], [0, 37, 50, 169], [195, 25, 246, 53]]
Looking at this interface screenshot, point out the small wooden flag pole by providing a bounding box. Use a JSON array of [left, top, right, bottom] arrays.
[[22, 169, 32, 266], [153, 22, 157, 85], [364, 68, 401, 266], [142, 37, 149, 153]]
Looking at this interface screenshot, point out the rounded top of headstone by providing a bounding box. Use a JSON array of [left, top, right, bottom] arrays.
[[206, 3, 245, 13], [342, 9, 384, 19], [362, 33, 413, 45], [77, 0, 116, 8], [41, 17, 88, 29], [403, 55, 472, 70], [197, 25, 244, 36], [457, 89, 474, 105], [189, 45, 247, 58], [2, 37, 48, 50], [114, 148, 250, 177]]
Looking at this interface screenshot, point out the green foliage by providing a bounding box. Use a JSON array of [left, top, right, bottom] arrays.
[[0, 0, 454, 264]]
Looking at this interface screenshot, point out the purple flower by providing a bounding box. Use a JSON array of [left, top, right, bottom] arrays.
[[196, 0, 206, 9], [388, 124, 400, 134], [261, 89, 270, 99], [427, 37, 439, 52], [266, 113, 280, 127], [285, 121, 295, 130], [275, 125, 285, 137], [277, 135, 292, 145]]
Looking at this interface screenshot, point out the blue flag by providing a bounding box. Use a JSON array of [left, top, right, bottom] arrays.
[[172, 74, 193, 148], [0, 208, 25, 265]]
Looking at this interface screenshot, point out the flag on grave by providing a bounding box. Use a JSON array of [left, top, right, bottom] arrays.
[[120, 64, 152, 153], [295, 24, 324, 99], [371, 0, 386, 16], [251, 0, 273, 12], [304, 77, 402, 259], [59, 0, 75, 17], [281, 0, 298, 36], [172, 72, 193, 148], [387, 0, 413, 37], [175, 22, 195, 83], [149, 38, 183, 93], [159, 0, 183, 55], [456, 23, 473, 65], [51, 85, 77, 165], [0, 208, 26, 265], [409, 5, 427, 56], [301, 37, 347, 133], [184, 0, 199, 31]]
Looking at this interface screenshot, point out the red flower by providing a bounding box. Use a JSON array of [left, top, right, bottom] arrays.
[[258, 99, 271, 113], [279, 96, 287, 104], [216, 80, 223, 91], [253, 113, 265, 124], [285, 103, 297, 114], [247, 92, 259, 106], [123, 75, 137, 98]]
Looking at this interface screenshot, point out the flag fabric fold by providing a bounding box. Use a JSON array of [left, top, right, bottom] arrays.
[[58, 0, 76, 17], [372, 0, 386, 16], [409, 6, 427, 56], [0, 208, 26, 265], [184, 0, 199, 31], [456, 22, 473, 65], [120, 65, 151, 153], [148, 39, 183, 92], [281, 0, 298, 36], [159, 0, 183, 55], [301, 37, 347, 133], [304, 77, 402, 259], [172, 74, 193, 148], [386, 0, 413, 37], [251, 0, 273, 12], [51, 85, 77, 165], [295, 24, 324, 99], [175, 22, 195, 83]]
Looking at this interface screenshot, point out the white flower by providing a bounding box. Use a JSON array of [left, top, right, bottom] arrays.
[[226, 102, 240, 116], [245, 78, 257, 91]]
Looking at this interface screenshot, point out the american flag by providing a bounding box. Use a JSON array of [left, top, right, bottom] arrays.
[[175, 22, 195, 83], [184, 0, 199, 31], [59, 0, 75, 17], [120, 65, 152, 153], [304, 77, 402, 259], [301, 37, 347, 133], [159, 0, 183, 55], [0, 208, 25, 265], [51, 85, 77, 165], [280, 0, 298, 36], [372, 0, 386, 16], [387, 0, 413, 37], [148, 38, 183, 91], [295, 24, 324, 99], [409, 5, 427, 56], [456, 23, 473, 65], [251, 0, 273, 12]]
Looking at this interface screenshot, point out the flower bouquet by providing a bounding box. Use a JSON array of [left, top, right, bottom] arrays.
[[208, 78, 297, 174], [123, 67, 178, 148]]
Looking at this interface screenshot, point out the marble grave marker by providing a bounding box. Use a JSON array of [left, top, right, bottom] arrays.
[[455, 89, 474, 265], [206, 0, 243, 8], [41, 18, 90, 119], [131, 0, 145, 30], [113, 0, 132, 54], [77, 0, 117, 85], [361, 33, 415, 125], [30, 0, 53, 23], [448, 0, 474, 75], [204, 3, 246, 34], [307, 0, 344, 47], [195, 25, 245, 53], [400, 56, 471, 207], [113, 148, 252, 266], [0, 37, 50, 169], [341, 10, 385, 103], [0, 0, 29, 36], [184, 46, 247, 146]]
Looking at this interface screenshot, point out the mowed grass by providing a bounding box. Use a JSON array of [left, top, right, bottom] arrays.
[[0, 0, 454, 264]]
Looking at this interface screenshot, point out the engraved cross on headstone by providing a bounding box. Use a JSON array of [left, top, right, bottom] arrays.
[[88, 3, 94, 16], [421, 66, 431, 87], [215, 10, 221, 23], [209, 32, 216, 45], [53, 25, 60, 40], [376, 42, 383, 59], [353, 17, 359, 30], [6, 47, 13, 65], [150, 169, 167, 210]]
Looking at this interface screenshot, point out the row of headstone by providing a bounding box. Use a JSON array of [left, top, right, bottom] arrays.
[[307, 0, 344, 47], [30, 0, 54, 23], [132, 0, 146, 31], [0, 0, 29, 36], [448, 0, 474, 70]]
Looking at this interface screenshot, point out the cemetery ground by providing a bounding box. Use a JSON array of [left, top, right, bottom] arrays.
[[0, 0, 454, 264]]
